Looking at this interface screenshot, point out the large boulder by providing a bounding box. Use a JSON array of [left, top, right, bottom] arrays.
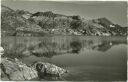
[[1, 58, 38, 81], [32, 62, 68, 79]]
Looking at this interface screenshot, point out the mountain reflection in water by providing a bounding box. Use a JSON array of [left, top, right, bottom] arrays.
[[2, 36, 127, 58], [90, 40, 126, 52]]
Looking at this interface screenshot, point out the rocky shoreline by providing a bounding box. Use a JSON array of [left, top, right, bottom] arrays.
[[1, 57, 68, 81]]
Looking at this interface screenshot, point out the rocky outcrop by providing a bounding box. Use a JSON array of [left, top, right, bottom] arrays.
[[1, 58, 68, 81]]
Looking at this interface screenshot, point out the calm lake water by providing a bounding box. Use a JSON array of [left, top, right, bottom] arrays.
[[2, 36, 127, 81]]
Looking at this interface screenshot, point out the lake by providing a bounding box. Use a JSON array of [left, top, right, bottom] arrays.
[[2, 36, 127, 81]]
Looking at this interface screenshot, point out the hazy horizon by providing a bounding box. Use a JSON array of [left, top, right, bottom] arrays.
[[2, 1, 127, 27]]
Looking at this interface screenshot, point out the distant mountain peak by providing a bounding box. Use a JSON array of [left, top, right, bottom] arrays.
[[1, 5, 14, 12]]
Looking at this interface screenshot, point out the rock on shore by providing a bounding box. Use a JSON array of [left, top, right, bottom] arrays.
[[1, 58, 68, 81], [1, 58, 38, 80]]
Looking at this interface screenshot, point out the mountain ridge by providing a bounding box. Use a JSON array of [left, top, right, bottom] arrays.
[[1, 5, 127, 36]]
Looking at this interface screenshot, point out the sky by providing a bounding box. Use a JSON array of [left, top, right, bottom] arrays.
[[1, 1, 127, 27]]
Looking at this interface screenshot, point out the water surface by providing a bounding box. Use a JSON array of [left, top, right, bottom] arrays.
[[2, 36, 127, 81]]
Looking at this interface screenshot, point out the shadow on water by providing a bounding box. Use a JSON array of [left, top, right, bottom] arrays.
[[70, 40, 82, 53]]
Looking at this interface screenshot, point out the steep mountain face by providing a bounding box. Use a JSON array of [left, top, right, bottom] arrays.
[[1, 5, 127, 36]]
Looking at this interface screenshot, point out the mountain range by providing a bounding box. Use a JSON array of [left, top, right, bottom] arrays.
[[1, 5, 127, 36]]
